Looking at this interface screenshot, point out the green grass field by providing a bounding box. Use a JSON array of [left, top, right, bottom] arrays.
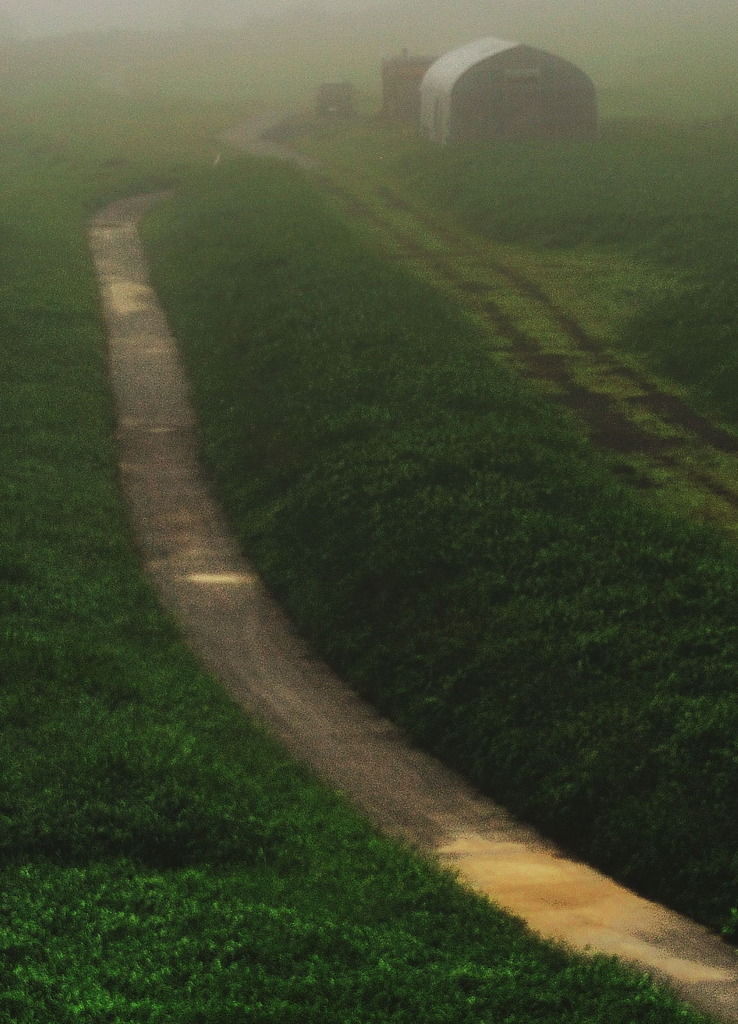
[[142, 149, 738, 950], [1, 48, 721, 1024], [404, 121, 738, 423], [297, 116, 738, 427]]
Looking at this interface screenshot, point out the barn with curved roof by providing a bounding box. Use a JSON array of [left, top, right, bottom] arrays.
[[420, 37, 597, 144]]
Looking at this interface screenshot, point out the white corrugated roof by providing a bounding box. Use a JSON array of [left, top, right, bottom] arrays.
[[421, 36, 519, 94]]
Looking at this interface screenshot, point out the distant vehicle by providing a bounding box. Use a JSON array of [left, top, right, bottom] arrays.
[[316, 82, 355, 117]]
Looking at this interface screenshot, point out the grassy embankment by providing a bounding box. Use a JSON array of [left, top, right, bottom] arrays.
[[298, 116, 738, 430], [291, 114, 738, 540], [143, 149, 738, 947], [405, 124, 738, 424], [1, 62, 714, 1023]]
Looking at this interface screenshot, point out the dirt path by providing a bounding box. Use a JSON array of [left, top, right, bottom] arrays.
[[89, 189, 738, 1022]]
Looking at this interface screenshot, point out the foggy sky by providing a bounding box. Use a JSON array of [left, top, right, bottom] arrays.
[[1, 0, 381, 37], [4, 0, 736, 119], [4, 0, 736, 40]]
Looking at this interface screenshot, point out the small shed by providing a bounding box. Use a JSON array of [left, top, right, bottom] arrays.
[[420, 37, 597, 144], [381, 51, 437, 124]]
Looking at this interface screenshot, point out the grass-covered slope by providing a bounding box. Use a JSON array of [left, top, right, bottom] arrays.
[[2, 64, 716, 1024], [364, 120, 738, 422], [144, 155, 738, 941]]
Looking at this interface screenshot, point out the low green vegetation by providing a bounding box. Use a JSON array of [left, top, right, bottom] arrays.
[[1, 55, 714, 1024], [404, 122, 738, 425], [144, 154, 738, 947], [303, 117, 738, 426]]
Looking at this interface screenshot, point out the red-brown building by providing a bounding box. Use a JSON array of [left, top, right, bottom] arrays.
[[381, 51, 437, 124]]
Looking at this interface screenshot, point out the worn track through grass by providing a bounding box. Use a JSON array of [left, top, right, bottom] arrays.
[[311, 171, 738, 534]]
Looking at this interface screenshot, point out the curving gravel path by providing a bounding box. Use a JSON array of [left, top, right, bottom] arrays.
[[89, 188, 738, 1024]]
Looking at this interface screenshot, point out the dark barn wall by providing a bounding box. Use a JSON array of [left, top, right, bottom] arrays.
[[450, 45, 597, 142]]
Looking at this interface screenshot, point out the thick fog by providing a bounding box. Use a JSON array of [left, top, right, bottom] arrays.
[[1, 1, 375, 36], [2, 0, 736, 118], [4, 0, 736, 40]]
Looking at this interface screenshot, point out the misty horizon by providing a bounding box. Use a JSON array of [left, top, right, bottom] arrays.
[[2, 1, 736, 120], [3, 0, 737, 41]]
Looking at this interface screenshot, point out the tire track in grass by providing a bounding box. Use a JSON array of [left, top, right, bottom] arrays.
[[387, 186, 738, 456], [314, 176, 738, 531], [89, 186, 738, 1024]]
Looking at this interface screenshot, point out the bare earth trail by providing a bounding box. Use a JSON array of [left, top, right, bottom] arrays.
[[89, 183, 738, 1019]]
